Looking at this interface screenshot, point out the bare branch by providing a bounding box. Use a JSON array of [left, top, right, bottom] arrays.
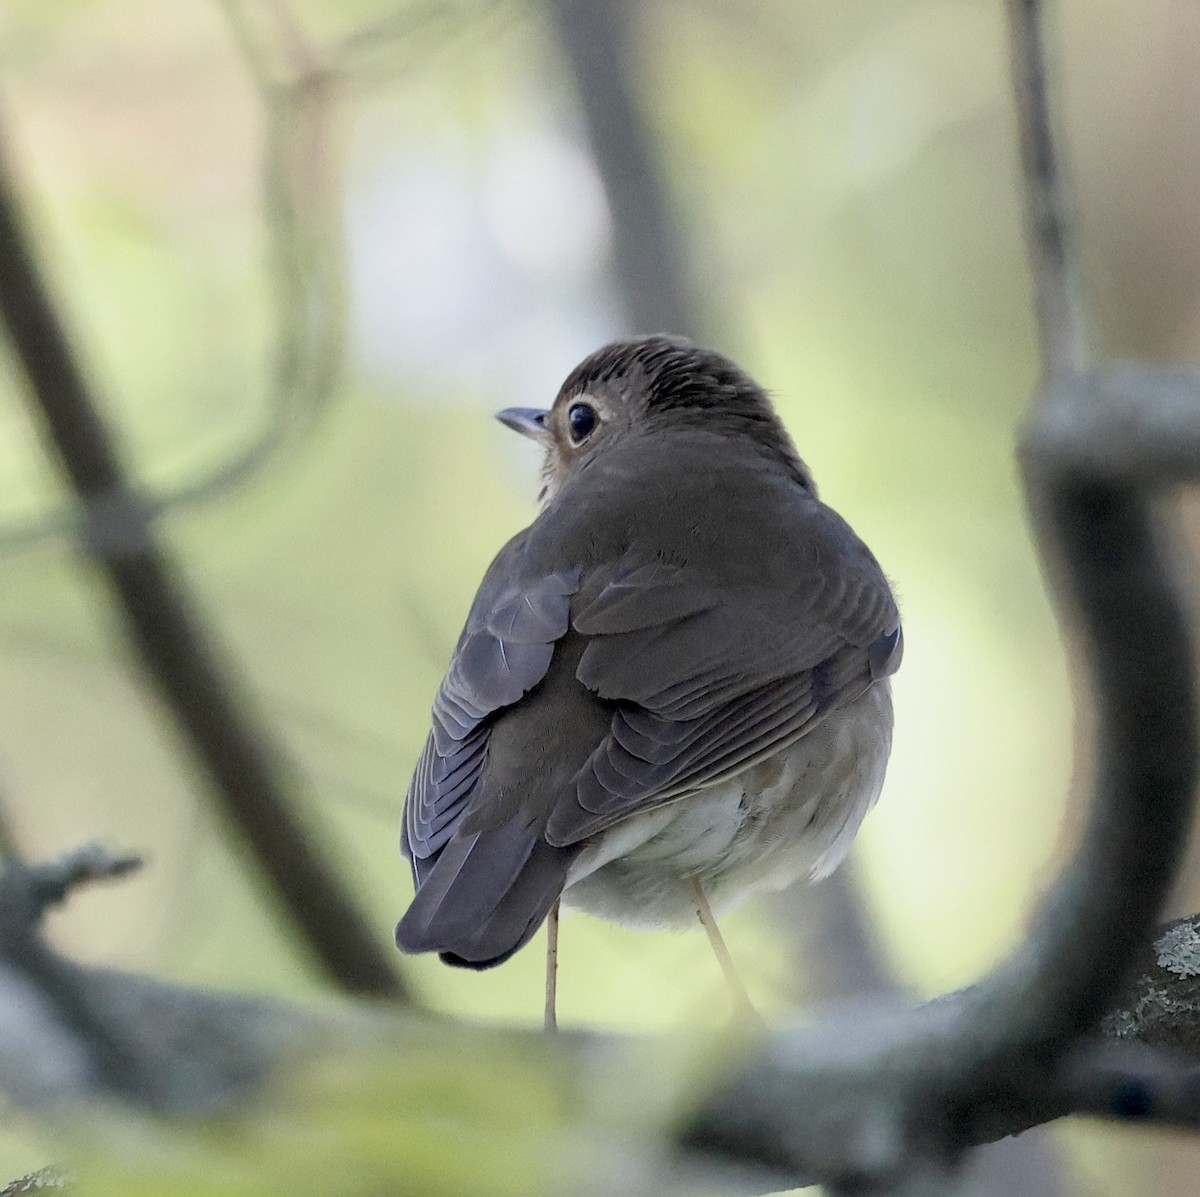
[[952, 384, 1199, 1066], [0, 852, 173, 1107], [1020, 365, 1200, 485], [955, 0, 1200, 1080]]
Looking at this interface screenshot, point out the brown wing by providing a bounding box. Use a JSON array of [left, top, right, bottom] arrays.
[[403, 543, 579, 866], [396, 534, 581, 966], [543, 508, 901, 846]]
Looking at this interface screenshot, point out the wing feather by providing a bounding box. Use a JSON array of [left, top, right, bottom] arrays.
[[402, 548, 579, 870], [545, 509, 900, 846]]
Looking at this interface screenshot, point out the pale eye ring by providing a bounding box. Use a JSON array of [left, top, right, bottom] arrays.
[[567, 402, 599, 444]]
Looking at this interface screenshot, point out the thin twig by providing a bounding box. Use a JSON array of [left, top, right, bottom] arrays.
[[0, 850, 167, 1105], [334, 0, 515, 88], [1003, 0, 1090, 377], [169, 0, 345, 509], [0, 0, 346, 559], [22, 843, 143, 914]]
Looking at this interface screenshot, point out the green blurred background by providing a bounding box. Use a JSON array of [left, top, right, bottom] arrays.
[[2, 0, 1200, 1192]]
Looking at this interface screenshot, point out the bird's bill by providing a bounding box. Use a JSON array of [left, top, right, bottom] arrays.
[[496, 407, 552, 443]]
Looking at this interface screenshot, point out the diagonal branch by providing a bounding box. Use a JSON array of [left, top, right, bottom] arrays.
[[0, 122, 406, 1001]]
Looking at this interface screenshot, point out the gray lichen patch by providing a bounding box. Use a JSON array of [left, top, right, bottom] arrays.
[[1154, 922, 1200, 978]]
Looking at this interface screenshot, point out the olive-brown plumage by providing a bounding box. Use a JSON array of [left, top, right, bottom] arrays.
[[397, 335, 901, 970]]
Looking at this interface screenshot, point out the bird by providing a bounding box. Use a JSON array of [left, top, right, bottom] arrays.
[[396, 334, 901, 1028]]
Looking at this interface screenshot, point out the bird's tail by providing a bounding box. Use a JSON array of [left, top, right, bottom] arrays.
[[396, 822, 578, 969]]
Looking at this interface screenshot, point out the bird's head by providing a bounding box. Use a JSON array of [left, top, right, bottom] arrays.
[[496, 334, 813, 505]]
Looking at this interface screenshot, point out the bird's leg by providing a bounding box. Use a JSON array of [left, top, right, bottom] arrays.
[[690, 877, 758, 1020], [544, 899, 560, 1033]]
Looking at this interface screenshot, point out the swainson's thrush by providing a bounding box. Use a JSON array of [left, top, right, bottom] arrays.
[[396, 335, 901, 1026]]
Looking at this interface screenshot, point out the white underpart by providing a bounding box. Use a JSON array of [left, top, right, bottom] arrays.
[[562, 682, 893, 928]]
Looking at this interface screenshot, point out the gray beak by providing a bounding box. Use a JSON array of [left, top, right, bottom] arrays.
[[495, 407, 551, 443]]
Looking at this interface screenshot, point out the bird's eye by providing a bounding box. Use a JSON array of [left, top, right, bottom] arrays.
[[567, 402, 599, 444]]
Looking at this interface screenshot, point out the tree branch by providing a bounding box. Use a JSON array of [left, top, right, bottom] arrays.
[[5, 849, 1200, 1192], [957, 0, 1198, 1067], [0, 123, 406, 1001]]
